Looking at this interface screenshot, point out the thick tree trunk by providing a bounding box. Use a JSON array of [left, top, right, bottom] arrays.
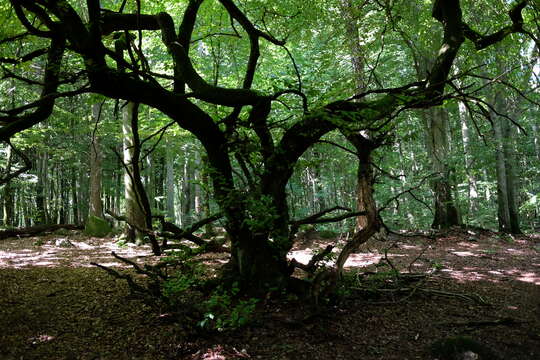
[[336, 146, 380, 275], [347, 135, 374, 230], [491, 93, 521, 234], [422, 107, 460, 229], [89, 103, 103, 218], [122, 102, 147, 243], [340, 0, 372, 231]]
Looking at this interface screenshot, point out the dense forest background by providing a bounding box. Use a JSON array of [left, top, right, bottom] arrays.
[[1, 0, 538, 234]]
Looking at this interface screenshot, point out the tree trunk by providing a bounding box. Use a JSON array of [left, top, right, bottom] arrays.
[[491, 92, 521, 234], [2, 145, 14, 227], [35, 151, 49, 225], [181, 156, 192, 226], [122, 102, 147, 243], [89, 103, 103, 218], [340, 0, 375, 231], [458, 101, 478, 214], [70, 168, 80, 225], [165, 138, 176, 222], [422, 106, 460, 229], [336, 145, 381, 275], [532, 122, 540, 162]]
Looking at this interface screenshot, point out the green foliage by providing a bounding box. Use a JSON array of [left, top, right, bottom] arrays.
[[243, 194, 279, 233], [159, 251, 258, 331], [162, 270, 202, 305], [199, 284, 259, 331], [33, 239, 46, 247]]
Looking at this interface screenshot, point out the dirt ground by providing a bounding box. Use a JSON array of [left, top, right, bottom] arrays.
[[0, 228, 539, 359]]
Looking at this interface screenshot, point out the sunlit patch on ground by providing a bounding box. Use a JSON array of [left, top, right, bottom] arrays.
[[449, 250, 477, 257], [287, 247, 383, 268], [0, 234, 154, 269], [0, 229, 538, 360]]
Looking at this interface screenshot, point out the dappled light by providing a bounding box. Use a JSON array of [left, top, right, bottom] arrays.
[[0, 234, 154, 269], [0, 229, 538, 360]]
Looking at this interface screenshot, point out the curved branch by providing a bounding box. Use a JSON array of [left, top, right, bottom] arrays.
[[0, 140, 32, 185], [462, 0, 529, 50], [217, 0, 285, 46], [0, 48, 48, 64], [0, 36, 66, 141], [156, 12, 268, 106], [100, 12, 160, 35], [11, 0, 54, 37]]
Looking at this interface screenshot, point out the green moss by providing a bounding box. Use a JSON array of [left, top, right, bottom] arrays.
[[84, 215, 112, 237]]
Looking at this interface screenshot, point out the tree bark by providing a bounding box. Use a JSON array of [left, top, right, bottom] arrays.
[[422, 106, 460, 229], [89, 102, 103, 218], [2, 145, 14, 227], [491, 92, 521, 234], [165, 138, 176, 222], [458, 101, 479, 214], [340, 0, 373, 231], [122, 102, 147, 243], [35, 151, 49, 225]]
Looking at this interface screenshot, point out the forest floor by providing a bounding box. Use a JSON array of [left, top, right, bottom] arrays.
[[0, 228, 539, 359]]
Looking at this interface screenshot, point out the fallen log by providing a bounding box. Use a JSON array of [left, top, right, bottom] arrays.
[[0, 224, 83, 240]]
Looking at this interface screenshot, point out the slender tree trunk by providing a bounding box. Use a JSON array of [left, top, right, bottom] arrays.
[[70, 169, 79, 225], [165, 138, 176, 222], [2, 145, 14, 227], [59, 165, 69, 223], [201, 155, 214, 235], [532, 123, 540, 162], [144, 153, 155, 209], [181, 156, 192, 226], [194, 155, 201, 217], [35, 152, 49, 225], [458, 101, 478, 214]]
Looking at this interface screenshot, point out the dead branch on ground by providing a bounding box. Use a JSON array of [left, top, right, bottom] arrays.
[[0, 224, 83, 240]]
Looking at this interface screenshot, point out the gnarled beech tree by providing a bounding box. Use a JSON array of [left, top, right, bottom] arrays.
[[0, 0, 535, 292]]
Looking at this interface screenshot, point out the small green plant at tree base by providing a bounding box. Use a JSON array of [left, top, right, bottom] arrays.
[[162, 272, 200, 305], [501, 234, 515, 244], [431, 261, 444, 271], [483, 249, 497, 255], [33, 238, 45, 246], [115, 239, 128, 248], [198, 283, 259, 331]]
